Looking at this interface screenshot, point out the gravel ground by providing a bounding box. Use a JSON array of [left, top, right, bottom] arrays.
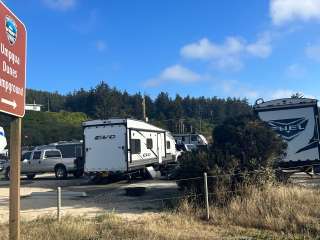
[[0, 174, 180, 222]]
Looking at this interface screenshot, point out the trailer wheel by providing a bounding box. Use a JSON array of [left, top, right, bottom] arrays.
[[73, 170, 84, 178], [4, 167, 10, 180], [55, 165, 67, 180], [275, 170, 291, 183], [26, 174, 36, 180]]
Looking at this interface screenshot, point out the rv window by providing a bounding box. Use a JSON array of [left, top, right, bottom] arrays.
[[56, 145, 75, 158], [44, 150, 61, 159], [131, 139, 141, 154], [166, 141, 171, 149], [32, 151, 41, 160], [147, 139, 153, 149], [191, 135, 197, 141]]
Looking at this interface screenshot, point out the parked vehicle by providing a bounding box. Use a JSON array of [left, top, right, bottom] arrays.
[[176, 143, 197, 152], [173, 134, 208, 147], [48, 141, 84, 178], [4, 145, 81, 180], [83, 118, 179, 177], [254, 98, 320, 172]]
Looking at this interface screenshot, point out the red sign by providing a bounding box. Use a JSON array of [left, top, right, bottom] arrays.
[[0, 2, 26, 117]]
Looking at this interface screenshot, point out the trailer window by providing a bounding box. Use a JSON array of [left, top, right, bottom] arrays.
[[146, 139, 153, 149], [131, 139, 141, 154], [167, 141, 171, 149]]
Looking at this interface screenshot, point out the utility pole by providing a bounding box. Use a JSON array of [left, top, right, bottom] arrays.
[[142, 95, 147, 122], [47, 96, 50, 112]]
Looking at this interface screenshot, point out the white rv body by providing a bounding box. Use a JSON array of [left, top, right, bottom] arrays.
[[173, 134, 208, 146], [83, 118, 177, 174], [254, 98, 320, 168]]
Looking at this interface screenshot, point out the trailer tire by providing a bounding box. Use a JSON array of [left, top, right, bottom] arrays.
[[275, 170, 291, 183], [26, 174, 36, 180], [55, 165, 67, 180], [73, 170, 84, 178], [4, 167, 10, 180]]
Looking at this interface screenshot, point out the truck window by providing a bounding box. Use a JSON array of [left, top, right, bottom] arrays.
[[56, 145, 75, 158], [191, 135, 197, 141], [22, 152, 31, 160], [131, 139, 141, 154], [33, 151, 41, 160], [167, 141, 171, 149], [44, 150, 61, 159], [146, 139, 153, 149], [75, 144, 82, 157]]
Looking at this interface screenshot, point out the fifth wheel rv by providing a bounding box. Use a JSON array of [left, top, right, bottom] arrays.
[[254, 98, 320, 170], [83, 118, 178, 177]]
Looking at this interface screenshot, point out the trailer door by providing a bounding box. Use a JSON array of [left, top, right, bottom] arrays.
[[157, 133, 163, 164], [84, 124, 127, 172]]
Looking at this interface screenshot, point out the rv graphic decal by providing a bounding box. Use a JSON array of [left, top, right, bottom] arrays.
[[94, 135, 116, 140], [268, 118, 308, 141], [296, 125, 320, 154]]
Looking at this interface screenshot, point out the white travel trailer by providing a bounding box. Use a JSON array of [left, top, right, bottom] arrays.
[[173, 133, 208, 146], [83, 118, 178, 175], [254, 98, 320, 170]]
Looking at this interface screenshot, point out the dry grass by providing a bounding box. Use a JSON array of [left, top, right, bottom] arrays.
[[209, 184, 320, 238], [0, 184, 319, 239]]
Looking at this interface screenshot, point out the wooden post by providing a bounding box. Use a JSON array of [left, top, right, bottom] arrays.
[[203, 172, 210, 221], [9, 117, 22, 240], [57, 187, 61, 221]]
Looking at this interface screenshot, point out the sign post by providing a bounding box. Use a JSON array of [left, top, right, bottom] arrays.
[[0, 2, 27, 240], [9, 118, 21, 240]]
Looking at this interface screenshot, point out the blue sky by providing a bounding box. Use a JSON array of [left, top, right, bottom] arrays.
[[4, 0, 320, 102]]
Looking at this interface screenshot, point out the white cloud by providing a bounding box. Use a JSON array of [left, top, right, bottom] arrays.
[[144, 65, 201, 87], [181, 35, 272, 71], [43, 0, 76, 11], [95, 40, 107, 52], [246, 33, 272, 58], [305, 44, 320, 62], [270, 0, 320, 25]]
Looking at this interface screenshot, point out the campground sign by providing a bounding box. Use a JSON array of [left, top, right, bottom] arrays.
[[0, 1, 26, 117]]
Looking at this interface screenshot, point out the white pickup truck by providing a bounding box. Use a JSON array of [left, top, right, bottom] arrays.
[[3, 146, 80, 180]]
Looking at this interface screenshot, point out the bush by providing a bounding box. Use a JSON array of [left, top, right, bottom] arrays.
[[176, 114, 287, 203]]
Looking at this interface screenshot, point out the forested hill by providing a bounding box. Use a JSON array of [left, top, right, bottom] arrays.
[[16, 81, 252, 146]]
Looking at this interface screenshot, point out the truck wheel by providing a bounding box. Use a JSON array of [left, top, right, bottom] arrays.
[[26, 174, 36, 180], [55, 165, 67, 180], [5, 167, 10, 180]]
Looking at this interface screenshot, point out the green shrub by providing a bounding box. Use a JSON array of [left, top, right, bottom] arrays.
[[176, 114, 287, 203]]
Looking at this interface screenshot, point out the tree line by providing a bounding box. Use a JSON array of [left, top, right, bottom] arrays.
[[26, 81, 252, 138]]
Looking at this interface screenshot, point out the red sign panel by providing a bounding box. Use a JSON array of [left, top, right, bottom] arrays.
[[0, 2, 26, 117]]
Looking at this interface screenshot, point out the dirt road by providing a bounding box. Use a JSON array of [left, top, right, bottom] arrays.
[[0, 174, 179, 222]]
